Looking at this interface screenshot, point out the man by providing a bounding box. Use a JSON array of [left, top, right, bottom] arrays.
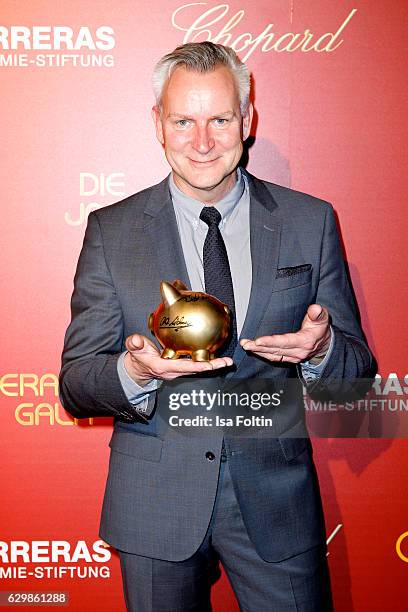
[[59, 42, 374, 611]]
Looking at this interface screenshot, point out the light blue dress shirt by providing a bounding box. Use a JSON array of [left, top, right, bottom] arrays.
[[117, 169, 333, 408]]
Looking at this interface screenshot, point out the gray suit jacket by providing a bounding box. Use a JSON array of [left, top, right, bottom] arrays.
[[59, 170, 373, 562]]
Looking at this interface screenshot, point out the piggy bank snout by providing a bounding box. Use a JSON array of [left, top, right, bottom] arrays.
[[148, 313, 154, 331]]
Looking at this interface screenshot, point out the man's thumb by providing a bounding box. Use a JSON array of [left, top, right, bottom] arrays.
[[126, 334, 145, 352], [306, 304, 327, 323]]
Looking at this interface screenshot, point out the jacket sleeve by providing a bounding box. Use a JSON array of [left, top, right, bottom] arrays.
[[59, 211, 149, 421], [297, 203, 376, 399]]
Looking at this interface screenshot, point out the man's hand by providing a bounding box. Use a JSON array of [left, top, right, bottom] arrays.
[[124, 333, 233, 386], [240, 304, 331, 364]]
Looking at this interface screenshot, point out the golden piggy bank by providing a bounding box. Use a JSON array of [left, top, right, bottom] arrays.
[[148, 280, 231, 361]]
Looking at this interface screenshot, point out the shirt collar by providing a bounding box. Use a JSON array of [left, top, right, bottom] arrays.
[[169, 167, 245, 229]]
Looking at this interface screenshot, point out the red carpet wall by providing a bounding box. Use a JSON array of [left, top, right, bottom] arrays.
[[1, 1, 407, 610]]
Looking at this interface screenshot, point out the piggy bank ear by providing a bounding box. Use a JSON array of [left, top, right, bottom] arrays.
[[161, 280, 181, 307], [171, 279, 188, 291], [224, 305, 229, 314]]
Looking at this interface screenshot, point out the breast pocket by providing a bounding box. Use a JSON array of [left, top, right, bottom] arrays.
[[273, 266, 312, 292], [259, 267, 313, 335]]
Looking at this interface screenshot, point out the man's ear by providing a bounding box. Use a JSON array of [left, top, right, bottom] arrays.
[[152, 105, 164, 145], [242, 102, 253, 141]]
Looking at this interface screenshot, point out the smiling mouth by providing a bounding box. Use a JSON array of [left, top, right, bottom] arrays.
[[189, 158, 219, 166]]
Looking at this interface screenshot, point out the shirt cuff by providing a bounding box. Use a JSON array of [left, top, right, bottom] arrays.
[[300, 326, 334, 382], [117, 351, 160, 404]]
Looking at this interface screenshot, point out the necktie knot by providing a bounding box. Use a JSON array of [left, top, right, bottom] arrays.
[[199, 206, 222, 227]]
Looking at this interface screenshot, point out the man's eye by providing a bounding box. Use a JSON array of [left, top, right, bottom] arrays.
[[176, 119, 190, 127], [214, 118, 228, 125]]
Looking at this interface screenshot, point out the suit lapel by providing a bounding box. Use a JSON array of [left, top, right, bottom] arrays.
[[232, 172, 282, 372], [144, 175, 191, 291]]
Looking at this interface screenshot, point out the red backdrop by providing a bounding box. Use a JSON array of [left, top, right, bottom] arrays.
[[1, 1, 407, 610]]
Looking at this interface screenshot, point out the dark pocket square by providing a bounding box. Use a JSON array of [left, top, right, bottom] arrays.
[[276, 264, 312, 278]]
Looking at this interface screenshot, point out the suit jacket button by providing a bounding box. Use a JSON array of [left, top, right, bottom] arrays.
[[205, 451, 215, 461]]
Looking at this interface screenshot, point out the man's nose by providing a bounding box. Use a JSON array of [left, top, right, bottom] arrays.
[[192, 125, 215, 154]]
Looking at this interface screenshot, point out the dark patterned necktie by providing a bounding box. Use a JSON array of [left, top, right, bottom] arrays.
[[199, 206, 238, 357]]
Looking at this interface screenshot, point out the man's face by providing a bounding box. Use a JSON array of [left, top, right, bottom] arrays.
[[152, 65, 253, 202]]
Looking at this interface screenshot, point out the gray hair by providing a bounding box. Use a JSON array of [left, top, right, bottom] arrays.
[[152, 42, 250, 115]]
